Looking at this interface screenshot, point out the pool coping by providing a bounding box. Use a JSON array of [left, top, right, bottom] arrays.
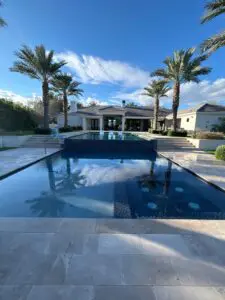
[[0, 149, 61, 181]]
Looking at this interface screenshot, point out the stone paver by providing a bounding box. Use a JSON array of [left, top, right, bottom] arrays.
[[0, 147, 59, 178], [0, 218, 224, 299], [94, 286, 156, 300], [98, 234, 192, 257], [153, 286, 224, 300], [26, 285, 94, 300]]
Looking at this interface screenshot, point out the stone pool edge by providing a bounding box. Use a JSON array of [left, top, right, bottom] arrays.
[[0, 149, 61, 181]]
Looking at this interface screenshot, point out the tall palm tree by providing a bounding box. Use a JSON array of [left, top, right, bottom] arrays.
[[201, 0, 225, 53], [143, 80, 170, 130], [0, 1, 7, 28], [10, 45, 66, 129], [51, 73, 83, 128], [151, 48, 211, 131]]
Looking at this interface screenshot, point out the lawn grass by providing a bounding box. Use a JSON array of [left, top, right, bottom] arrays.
[[0, 147, 17, 151], [205, 150, 215, 155]]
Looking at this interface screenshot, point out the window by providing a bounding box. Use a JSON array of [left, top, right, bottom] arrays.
[[186, 118, 189, 122]]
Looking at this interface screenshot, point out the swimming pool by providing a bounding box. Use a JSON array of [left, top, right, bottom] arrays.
[[71, 132, 143, 141], [64, 132, 156, 154], [0, 151, 225, 219]]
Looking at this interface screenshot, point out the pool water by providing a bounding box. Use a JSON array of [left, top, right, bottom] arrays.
[[71, 132, 143, 141], [0, 152, 225, 219]]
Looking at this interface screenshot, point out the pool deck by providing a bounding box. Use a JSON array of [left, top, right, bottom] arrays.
[[0, 148, 60, 179], [0, 218, 225, 299]]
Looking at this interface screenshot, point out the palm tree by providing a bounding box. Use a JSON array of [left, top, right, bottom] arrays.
[[10, 45, 66, 129], [143, 80, 170, 130], [151, 48, 211, 131], [0, 1, 7, 28], [201, 0, 225, 53], [51, 73, 83, 128]]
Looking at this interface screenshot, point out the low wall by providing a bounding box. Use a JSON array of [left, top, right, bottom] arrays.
[[187, 138, 225, 150], [0, 135, 32, 147]]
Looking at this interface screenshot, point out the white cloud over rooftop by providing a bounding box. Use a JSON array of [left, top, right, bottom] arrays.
[[55, 51, 150, 88]]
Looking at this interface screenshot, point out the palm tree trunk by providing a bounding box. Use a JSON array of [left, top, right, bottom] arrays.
[[172, 81, 180, 132], [153, 95, 159, 130], [42, 80, 49, 129], [63, 91, 68, 128]]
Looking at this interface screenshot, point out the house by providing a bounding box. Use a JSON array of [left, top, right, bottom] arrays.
[[57, 101, 170, 131], [165, 103, 225, 132]]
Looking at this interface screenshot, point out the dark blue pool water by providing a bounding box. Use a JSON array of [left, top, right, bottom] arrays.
[[0, 151, 225, 219], [71, 132, 143, 141]]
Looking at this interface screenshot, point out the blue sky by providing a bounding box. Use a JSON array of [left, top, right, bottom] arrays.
[[1, 0, 225, 109]]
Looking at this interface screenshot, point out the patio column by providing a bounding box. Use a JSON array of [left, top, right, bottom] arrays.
[[99, 117, 103, 131], [82, 118, 87, 131], [122, 117, 125, 131]]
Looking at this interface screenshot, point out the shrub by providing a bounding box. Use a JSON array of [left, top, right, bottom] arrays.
[[0, 98, 40, 131], [167, 130, 187, 137], [59, 126, 74, 133], [194, 131, 224, 140], [161, 131, 168, 136], [215, 145, 225, 160], [72, 126, 82, 131], [34, 128, 51, 135], [148, 129, 162, 134]]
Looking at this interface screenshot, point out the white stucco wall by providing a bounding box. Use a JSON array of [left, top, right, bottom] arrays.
[[0, 135, 32, 147], [180, 113, 197, 131], [195, 112, 225, 131], [187, 138, 225, 150], [57, 114, 82, 127]]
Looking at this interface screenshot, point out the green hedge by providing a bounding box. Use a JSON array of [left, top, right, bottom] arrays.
[[194, 131, 224, 140], [34, 128, 51, 135], [59, 126, 82, 133], [167, 130, 187, 137], [215, 145, 225, 160], [0, 98, 41, 131]]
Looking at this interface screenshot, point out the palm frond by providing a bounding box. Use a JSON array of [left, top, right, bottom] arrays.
[[143, 79, 171, 98], [0, 16, 6, 27], [51, 73, 83, 97], [0, 1, 7, 27], [10, 44, 66, 81], [201, 30, 225, 53], [153, 48, 211, 85], [201, 0, 225, 23]]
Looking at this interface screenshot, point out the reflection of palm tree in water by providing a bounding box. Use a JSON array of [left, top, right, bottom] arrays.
[[163, 160, 172, 196], [56, 158, 86, 195], [26, 157, 64, 217], [26, 157, 86, 217], [139, 160, 160, 190]]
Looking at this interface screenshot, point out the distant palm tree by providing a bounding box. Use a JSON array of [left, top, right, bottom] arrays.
[[51, 73, 83, 128], [10, 45, 66, 129], [201, 0, 225, 53], [143, 80, 170, 130], [151, 48, 211, 131], [0, 1, 7, 28]]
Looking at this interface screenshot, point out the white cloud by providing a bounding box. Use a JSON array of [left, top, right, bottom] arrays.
[[80, 97, 108, 106], [112, 89, 166, 106], [113, 78, 225, 108], [0, 89, 34, 106], [55, 51, 149, 88], [176, 79, 225, 107]]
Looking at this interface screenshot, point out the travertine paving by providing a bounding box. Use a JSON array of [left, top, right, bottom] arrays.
[[0, 218, 225, 299], [0, 148, 59, 178]]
